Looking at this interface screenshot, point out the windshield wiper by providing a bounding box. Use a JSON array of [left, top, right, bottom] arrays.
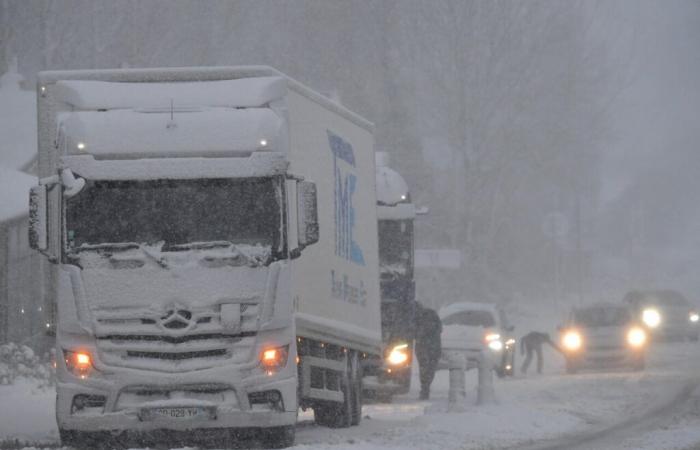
[[69, 242, 141, 254], [138, 243, 169, 269], [164, 241, 233, 251]]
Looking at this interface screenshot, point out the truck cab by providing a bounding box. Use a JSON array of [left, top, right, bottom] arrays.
[[362, 152, 417, 400]]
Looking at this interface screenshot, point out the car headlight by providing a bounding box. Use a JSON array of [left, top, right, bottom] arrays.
[[562, 331, 583, 351], [485, 333, 503, 351], [488, 340, 504, 351], [690, 312, 699, 323], [642, 308, 661, 328], [627, 327, 647, 347], [387, 343, 410, 366]]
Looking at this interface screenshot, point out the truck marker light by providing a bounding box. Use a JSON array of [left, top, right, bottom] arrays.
[[77, 142, 86, 151], [690, 312, 699, 323]]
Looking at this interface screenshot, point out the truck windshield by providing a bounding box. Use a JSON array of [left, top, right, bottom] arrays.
[[65, 177, 282, 255], [378, 219, 413, 279]]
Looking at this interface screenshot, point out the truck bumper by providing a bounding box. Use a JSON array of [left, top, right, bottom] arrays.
[[56, 371, 297, 433]]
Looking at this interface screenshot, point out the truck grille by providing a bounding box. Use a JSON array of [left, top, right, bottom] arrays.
[[93, 304, 260, 372]]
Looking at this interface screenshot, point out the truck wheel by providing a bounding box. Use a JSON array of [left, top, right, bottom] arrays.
[[349, 351, 363, 426], [260, 425, 296, 449], [60, 429, 118, 450], [313, 354, 354, 428]]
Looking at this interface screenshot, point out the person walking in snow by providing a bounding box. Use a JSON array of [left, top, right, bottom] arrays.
[[415, 303, 442, 400], [520, 331, 561, 374]]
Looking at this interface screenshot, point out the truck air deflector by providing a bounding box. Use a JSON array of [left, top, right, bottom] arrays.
[[54, 77, 287, 110]]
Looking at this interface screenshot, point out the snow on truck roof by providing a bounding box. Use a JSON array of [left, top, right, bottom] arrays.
[[54, 77, 287, 110], [39, 66, 374, 132]]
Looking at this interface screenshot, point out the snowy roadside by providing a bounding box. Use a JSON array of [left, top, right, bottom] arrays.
[[1, 342, 698, 450], [296, 342, 699, 450]]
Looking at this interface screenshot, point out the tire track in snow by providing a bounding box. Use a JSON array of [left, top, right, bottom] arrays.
[[514, 378, 700, 450]]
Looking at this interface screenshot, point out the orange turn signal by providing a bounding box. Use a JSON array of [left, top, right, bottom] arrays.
[[63, 350, 94, 378], [260, 346, 289, 373]]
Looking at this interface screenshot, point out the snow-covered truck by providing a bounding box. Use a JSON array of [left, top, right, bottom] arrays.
[[28, 66, 381, 448], [362, 152, 417, 401]]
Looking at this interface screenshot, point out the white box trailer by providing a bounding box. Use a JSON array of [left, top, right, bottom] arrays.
[[29, 66, 381, 448]]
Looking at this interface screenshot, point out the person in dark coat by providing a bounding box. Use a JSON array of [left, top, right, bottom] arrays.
[[415, 304, 442, 400], [520, 331, 561, 374]]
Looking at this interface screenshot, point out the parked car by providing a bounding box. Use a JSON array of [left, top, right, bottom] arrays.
[[559, 303, 647, 374], [623, 290, 699, 341], [438, 302, 516, 377]]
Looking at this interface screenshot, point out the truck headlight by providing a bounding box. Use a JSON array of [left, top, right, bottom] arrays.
[[627, 327, 647, 348], [63, 350, 94, 379], [690, 312, 699, 323], [642, 308, 661, 328], [485, 333, 502, 351], [260, 345, 289, 375], [562, 331, 583, 351], [387, 343, 410, 366]]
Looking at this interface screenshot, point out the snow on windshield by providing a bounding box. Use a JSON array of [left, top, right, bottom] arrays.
[[65, 177, 282, 253]]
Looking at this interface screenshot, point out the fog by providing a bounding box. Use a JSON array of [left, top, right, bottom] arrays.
[[2, 0, 698, 309]]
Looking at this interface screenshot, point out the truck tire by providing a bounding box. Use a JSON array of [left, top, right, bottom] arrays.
[[260, 425, 296, 449], [313, 354, 355, 428], [60, 429, 119, 450]]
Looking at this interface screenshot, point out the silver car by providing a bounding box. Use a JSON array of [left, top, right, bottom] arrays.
[[559, 303, 647, 374]]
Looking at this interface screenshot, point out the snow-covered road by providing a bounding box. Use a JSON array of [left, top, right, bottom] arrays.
[[2, 341, 700, 450]]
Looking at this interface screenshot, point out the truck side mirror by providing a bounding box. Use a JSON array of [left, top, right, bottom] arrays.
[[297, 181, 319, 248], [29, 185, 49, 253]]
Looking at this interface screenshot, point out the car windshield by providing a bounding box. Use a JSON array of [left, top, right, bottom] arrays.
[[574, 307, 631, 327], [378, 219, 413, 279], [65, 177, 283, 254], [442, 310, 496, 327]]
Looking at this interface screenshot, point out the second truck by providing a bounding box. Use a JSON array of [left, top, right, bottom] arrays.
[[362, 152, 418, 401]]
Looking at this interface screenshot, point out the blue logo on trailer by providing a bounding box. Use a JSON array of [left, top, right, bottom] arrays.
[[328, 130, 365, 266]]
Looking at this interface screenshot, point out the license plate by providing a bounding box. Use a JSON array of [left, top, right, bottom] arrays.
[[141, 406, 214, 421]]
